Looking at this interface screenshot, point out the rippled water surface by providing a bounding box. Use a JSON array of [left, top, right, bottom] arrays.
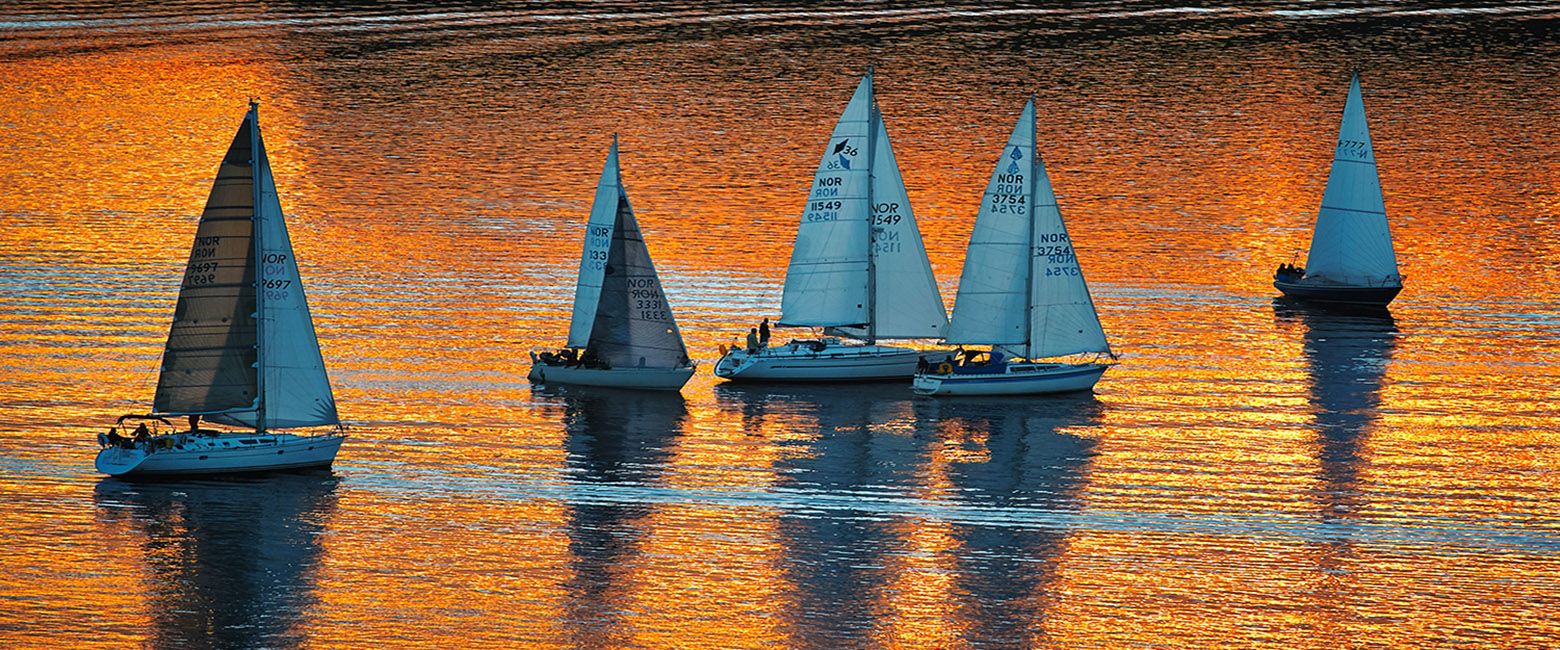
[[2, 1, 1558, 647]]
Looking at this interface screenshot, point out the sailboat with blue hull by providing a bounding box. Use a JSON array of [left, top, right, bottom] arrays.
[[913, 99, 1116, 397], [1275, 73, 1404, 306], [95, 102, 346, 477]]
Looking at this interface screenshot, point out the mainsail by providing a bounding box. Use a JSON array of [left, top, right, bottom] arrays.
[[567, 139, 689, 369], [780, 75, 873, 329], [946, 99, 1111, 360], [154, 118, 260, 416], [781, 72, 947, 339], [155, 104, 339, 429], [1303, 73, 1400, 286]]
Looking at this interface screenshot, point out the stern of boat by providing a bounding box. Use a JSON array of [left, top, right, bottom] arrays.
[[94, 446, 149, 476]]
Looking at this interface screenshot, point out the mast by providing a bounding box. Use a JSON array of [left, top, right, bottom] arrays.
[[1023, 95, 1038, 358], [864, 66, 877, 344], [249, 99, 266, 434]]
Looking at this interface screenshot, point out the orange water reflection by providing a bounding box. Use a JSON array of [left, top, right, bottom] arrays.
[[3, 4, 1559, 648]]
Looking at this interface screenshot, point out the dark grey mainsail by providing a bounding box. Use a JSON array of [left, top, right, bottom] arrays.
[[153, 118, 260, 416]]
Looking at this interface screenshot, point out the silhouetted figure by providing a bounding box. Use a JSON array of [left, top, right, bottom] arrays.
[[759, 318, 771, 347], [746, 328, 760, 353]]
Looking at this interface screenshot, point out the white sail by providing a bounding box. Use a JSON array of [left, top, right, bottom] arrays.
[[1304, 73, 1400, 286], [779, 74, 873, 328], [1026, 127, 1112, 360], [567, 139, 689, 369], [248, 112, 339, 429], [945, 101, 1036, 347], [154, 117, 260, 416], [852, 111, 948, 339], [566, 140, 624, 347]]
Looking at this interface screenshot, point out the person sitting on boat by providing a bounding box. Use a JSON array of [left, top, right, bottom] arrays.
[[746, 328, 761, 353], [187, 414, 200, 434], [132, 423, 151, 448]]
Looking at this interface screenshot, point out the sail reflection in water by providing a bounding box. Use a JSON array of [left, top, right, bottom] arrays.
[[1274, 302, 1399, 518], [932, 396, 1100, 646], [718, 383, 932, 645], [538, 387, 687, 647], [715, 385, 1100, 647], [92, 473, 340, 649]]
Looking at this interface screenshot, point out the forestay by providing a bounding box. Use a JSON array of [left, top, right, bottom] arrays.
[[154, 117, 260, 416], [1304, 73, 1400, 286], [780, 75, 873, 328], [571, 140, 689, 369]]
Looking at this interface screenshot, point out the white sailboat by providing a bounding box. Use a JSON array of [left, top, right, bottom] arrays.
[[913, 99, 1115, 397], [95, 102, 347, 476], [529, 136, 696, 391], [714, 71, 948, 382], [1274, 72, 1403, 306]]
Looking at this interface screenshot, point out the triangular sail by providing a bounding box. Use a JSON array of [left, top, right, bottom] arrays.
[[779, 75, 873, 328], [1303, 73, 1400, 286], [566, 141, 624, 347], [248, 111, 338, 428], [840, 111, 948, 340], [153, 117, 260, 416], [1026, 131, 1111, 360], [945, 101, 1036, 347], [569, 139, 689, 369]]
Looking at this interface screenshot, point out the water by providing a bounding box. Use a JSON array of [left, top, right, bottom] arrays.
[[2, 1, 1558, 647]]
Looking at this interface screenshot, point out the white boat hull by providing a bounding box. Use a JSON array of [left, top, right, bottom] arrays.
[[528, 363, 695, 391], [713, 341, 922, 382], [94, 432, 345, 477], [912, 362, 1109, 396]]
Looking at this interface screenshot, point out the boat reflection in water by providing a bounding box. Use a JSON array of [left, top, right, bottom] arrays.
[[92, 473, 340, 648], [1274, 300, 1399, 519], [931, 395, 1101, 645], [535, 386, 687, 648], [715, 384, 1100, 647]]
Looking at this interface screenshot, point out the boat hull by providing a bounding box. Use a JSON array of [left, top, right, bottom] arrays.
[[713, 342, 921, 382], [94, 432, 345, 477], [1274, 279, 1401, 306], [528, 363, 695, 391], [912, 362, 1109, 396]]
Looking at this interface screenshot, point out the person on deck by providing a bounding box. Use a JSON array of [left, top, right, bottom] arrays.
[[133, 423, 151, 448], [759, 318, 771, 348], [187, 414, 200, 434], [746, 328, 761, 354]]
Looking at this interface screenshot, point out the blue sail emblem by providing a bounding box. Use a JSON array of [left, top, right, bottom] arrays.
[[833, 139, 852, 170], [1005, 146, 1023, 174]]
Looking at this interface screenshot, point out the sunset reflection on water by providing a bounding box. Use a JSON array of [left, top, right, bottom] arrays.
[[2, 2, 1558, 648]]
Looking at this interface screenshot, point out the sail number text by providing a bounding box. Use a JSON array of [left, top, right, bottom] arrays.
[[629, 278, 669, 321], [584, 225, 611, 270], [1033, 233, 1079, 276]]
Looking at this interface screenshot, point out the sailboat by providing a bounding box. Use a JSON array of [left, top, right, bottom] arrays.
[[1274, 73, 1404, 306], [95, 102, 347, 476], [713, 71, 948, 382], [912, 99, 1115, 397], [528, 136, 696, 391]]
